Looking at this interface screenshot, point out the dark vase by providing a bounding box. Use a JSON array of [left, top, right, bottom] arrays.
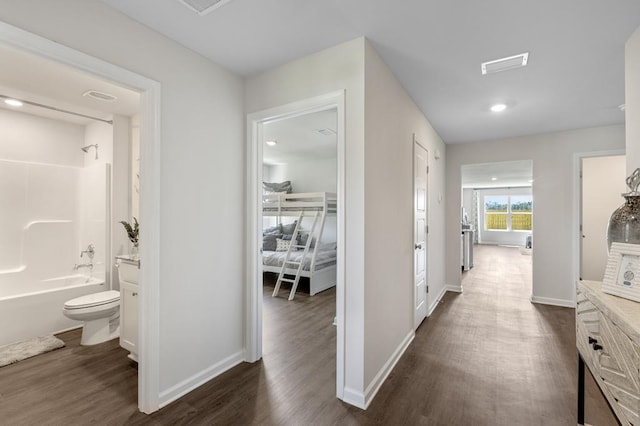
[[607, 194, 640, 251]]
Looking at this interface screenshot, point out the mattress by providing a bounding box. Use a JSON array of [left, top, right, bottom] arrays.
[[262, 248, 336, 271]]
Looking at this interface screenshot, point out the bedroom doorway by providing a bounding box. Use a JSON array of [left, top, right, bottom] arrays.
[[246, 91, 346, 401]]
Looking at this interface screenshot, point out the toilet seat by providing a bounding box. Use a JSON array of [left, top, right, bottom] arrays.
[[64, 290, 120, 310]]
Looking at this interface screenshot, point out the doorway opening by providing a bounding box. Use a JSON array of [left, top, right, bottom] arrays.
[[246, 91, 346, 400], [579, 153, 626, 281], [0, 22, 162, 413], [460, 160, 533, 291]]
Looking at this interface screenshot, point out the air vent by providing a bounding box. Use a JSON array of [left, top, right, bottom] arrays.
[[315, 128, 336, 136], [178, 0, 233, 15], [481, 52, 529, 75], [83, 90, 117, 102]]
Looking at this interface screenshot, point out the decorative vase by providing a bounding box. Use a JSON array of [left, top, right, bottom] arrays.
[[130, 242, 139, 259], [607, 168, 640, 251]]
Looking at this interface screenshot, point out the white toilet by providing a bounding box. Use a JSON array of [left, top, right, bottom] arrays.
[[63, 290, 120, 345]]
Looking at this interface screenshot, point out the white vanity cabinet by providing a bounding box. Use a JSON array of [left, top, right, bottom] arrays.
[[116, 256, 139, 362]]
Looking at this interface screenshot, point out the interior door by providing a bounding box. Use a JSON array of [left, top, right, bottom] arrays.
[[414, 139, 428, 328], [581, 155, 626, 280]]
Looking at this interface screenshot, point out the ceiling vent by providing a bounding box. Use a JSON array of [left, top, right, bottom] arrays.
[[83, 90, 117, 102], [178, 0, 233, 15], [481, 52, 529, 75], [315, 128, 336, 137]]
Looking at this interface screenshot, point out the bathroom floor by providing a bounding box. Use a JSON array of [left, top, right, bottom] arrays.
[[0, 328, 139, 424]]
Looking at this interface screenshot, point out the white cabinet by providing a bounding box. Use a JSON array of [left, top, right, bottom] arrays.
[[116, 257, 139, 362], [577, 280, 640, 425]]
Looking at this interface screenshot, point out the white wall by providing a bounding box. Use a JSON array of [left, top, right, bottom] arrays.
[[476, 187, 532, 247], [0, 108, 84, 166], [0, 0, 245, 405], [246, 37, 367, 404], [268, 158, 336, 193], [111, 115, 131, 290], [446, 125, 625, 306], [626, 26, 640, 172], [363, 42, 447, 397]]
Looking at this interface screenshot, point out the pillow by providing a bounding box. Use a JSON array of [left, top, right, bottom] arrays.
[[280, 221, 297, 234], [263, 181, 292, 194], [263, 232, 282, 251], [275, 238, 291, 252], [263, 225, 280, 235]]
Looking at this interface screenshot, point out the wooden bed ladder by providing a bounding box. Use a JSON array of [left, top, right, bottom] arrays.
[[272, 210, 320, 300]]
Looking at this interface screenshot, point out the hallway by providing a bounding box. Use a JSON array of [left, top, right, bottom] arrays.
[[0, 246, 618, 425]]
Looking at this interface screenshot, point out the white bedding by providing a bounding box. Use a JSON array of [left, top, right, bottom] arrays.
[[262, 248, 336, 271]]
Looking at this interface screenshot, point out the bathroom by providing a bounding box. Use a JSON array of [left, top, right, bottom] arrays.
[[0, 44, 141, 349]]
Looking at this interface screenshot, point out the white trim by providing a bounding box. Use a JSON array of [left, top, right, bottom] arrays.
[[427, 285, 448, 316], [362, 330, 415, 409], [445, 284, 463, 293], [530, 295, 575, 308], [0, 21, 162, 413], [571, 149, 625, 298], [245, 91, 347, 400], [158, 350, 244, 408]]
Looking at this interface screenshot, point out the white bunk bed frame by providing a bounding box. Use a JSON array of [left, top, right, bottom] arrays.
[[262, 192, 337, 299]]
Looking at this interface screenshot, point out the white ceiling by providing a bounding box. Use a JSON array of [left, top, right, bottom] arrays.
[[0, 44, 140, 125], [99, 0, 640, 144], [461, 160, 533, 189], [263, 109, 337, 165]]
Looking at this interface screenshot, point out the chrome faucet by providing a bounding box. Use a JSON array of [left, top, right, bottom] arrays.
[[80, 244, 95, 260]]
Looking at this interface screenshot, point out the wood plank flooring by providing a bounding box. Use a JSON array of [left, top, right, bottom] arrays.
[[0, 245, 619, 425]]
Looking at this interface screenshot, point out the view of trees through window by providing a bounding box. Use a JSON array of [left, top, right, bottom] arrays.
[[485, 195, 532, 231]]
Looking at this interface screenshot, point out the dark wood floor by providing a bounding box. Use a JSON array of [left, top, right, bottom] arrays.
[[0, 246, 619, 425]]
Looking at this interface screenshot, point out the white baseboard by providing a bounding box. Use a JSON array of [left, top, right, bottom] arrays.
[[158, 350, 244, 408], [445, 284, 463, 293], [427, 285, 448, 316], [360, 330, 414, 409], [530, 295, 575, 308], [342, 386, 366, 409]]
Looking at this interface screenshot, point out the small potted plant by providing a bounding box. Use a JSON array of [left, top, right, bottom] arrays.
[[120, 217, 139, 258]]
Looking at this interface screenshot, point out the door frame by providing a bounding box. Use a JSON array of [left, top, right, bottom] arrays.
[[0, 21, 162, 413], [572, 149, 625, 288], [413, 136, 429, 327], [245, 91, 346, 399]]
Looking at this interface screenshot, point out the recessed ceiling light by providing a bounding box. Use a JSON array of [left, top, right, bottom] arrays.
[[265, 140, 277, 146], [490, 104, 507, 113], [491, 177, 498, 181], [4, 98, 23, 107]]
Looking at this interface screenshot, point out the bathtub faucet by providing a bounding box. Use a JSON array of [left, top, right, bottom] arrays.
[[74, 263, 93, 271], [80, 244, 95, 260]]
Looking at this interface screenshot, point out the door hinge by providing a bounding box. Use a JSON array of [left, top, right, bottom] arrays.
[[426, 225, 429, 234], [426, 285, 429, 294], [427, 166, 430, 174]]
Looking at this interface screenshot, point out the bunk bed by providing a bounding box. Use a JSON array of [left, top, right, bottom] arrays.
[[262, 192, 337, 300]]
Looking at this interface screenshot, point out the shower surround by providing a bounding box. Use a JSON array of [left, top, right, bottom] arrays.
[[0, 159, 110, 347]]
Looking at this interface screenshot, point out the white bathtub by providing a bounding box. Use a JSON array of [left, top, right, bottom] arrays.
[[0, 275, 106, 347]]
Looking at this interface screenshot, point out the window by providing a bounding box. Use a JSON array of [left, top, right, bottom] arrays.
[[484, 194, 532, 231], [485, 196, 508, 230]]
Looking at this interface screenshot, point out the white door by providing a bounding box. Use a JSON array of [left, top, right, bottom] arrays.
[[414, 140, 428, 328], [581, 155, 626, 280]]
